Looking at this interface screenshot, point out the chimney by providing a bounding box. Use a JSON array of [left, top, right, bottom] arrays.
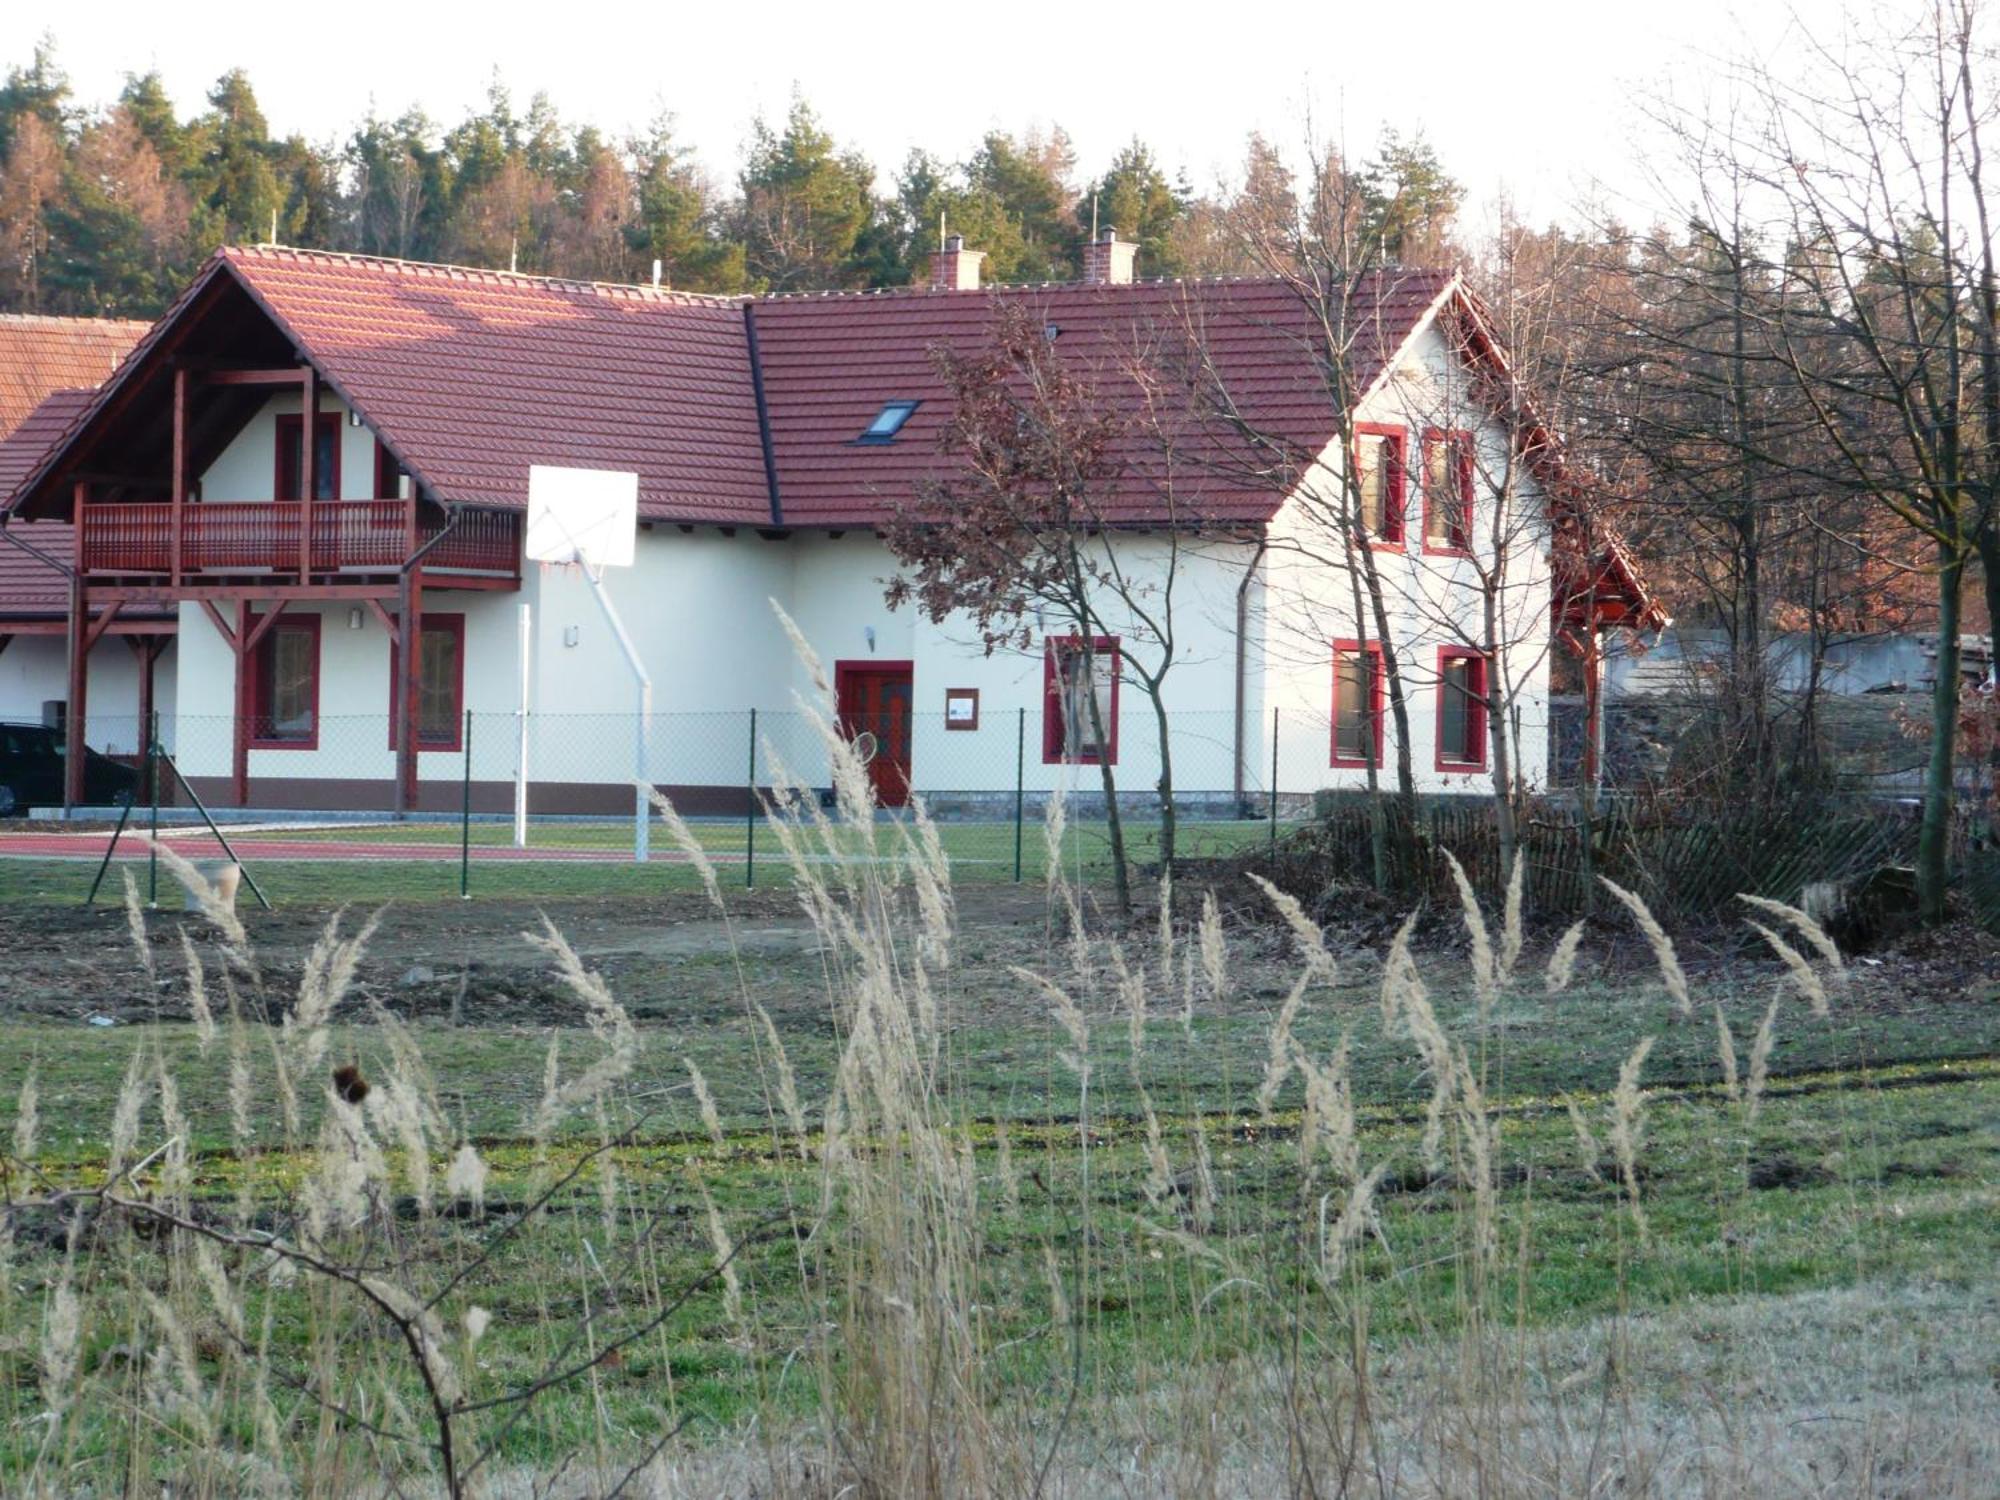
[[929, 233, 985, 291], [1082, 227, 1137, 285]]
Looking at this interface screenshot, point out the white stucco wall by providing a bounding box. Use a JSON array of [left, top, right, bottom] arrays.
[[155, 312, 1558, 808], [201, 388, 385, 502], [1, 634, 176, 756], [1260, 319, 1555, 797]]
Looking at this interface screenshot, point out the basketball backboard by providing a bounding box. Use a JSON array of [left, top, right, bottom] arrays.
[[526, 465, 638, 568]]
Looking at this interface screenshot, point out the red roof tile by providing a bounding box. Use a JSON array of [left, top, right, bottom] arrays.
[[219, 247, 772, 524], [0, 391, 92, 621], [0, 315, 148, 439], [752, 271, 1453, 527]]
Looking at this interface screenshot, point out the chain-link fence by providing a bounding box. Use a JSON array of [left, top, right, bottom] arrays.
[[27, 706, 1999, 931], [43, 706, 1344, 894]]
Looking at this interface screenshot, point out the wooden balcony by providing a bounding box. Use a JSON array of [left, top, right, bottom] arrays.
[[77, 500, 521, 582]]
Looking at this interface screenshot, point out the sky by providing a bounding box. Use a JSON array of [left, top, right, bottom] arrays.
[[2, 0, 1812, 231]]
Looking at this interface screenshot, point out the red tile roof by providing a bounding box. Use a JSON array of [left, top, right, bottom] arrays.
[[752, 271, 1453, 526], [0, 315, 148, 438], [219, 247, 773, 524], [0, 390, 92, 621]]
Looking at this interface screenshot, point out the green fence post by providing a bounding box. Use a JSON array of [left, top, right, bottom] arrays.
[[459, 709, 473, 900], [745, 707, 757, 889], [1014, 706, 1026, 883], [1269, 705, 1280, 867], [147, 709, 160, 907]]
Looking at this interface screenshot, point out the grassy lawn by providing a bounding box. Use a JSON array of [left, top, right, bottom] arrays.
[[0, 869, 1993, 1491]]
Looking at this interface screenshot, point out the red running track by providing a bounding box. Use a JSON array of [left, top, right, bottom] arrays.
[[0, 828, 723, 864]]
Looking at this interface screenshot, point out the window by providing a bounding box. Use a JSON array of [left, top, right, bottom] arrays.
[[1422, 427, 1474, 553], [1436, 647, 1488, 770], [275, 413, 342, 501], [249, 614, 320, 749], [1330, 640, 1385, 768], [857, 400, 919, 444], [1043, 635, 1120, 764], [389, 614, 466, 752], [1352, 425, 1406, 545], [374, 439, 409, 500]]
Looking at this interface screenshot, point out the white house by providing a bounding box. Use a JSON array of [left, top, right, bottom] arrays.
[[0, 237, 1659, 814], [0, 317, 172, 748]]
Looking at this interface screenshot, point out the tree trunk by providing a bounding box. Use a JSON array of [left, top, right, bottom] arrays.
[[1918, 540, 1965, 925], [1980, 517, 2000, 842], [1148, 685, 1176, 875], [1081, 640, 1131, 919]]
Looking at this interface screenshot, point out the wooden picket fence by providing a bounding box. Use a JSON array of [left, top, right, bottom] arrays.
[[1273, 789, 1997, 929]]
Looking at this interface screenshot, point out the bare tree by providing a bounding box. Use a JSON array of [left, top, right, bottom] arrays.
[[881, 303, 1205, 917]]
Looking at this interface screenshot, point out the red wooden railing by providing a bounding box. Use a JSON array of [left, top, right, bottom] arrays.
[[78, 501, 521, 579]]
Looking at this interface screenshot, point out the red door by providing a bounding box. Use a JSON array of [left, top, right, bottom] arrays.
[[836, 662, 914, 808]]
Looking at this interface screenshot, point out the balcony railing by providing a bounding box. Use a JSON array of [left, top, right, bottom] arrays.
[[78, 501, 521, 580]]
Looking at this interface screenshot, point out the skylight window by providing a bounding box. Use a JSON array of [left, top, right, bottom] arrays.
[[858, 400, 919, 443]]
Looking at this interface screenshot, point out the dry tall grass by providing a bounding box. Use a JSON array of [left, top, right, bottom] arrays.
[[0, 655, 1988, 1497]]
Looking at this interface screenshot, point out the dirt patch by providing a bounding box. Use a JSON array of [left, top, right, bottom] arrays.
[[1747, 1152, 1836, 1191]]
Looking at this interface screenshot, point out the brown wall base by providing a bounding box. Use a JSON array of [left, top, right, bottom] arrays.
[[177, 778, 760, 817]]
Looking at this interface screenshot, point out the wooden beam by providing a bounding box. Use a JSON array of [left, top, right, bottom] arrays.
[[200, 599, 239, 650], [366, 598, 399, 644], [299, 365, 317, 581], [171, 366, 187, 586], [232, 598, 251, 806], [81, 598, 126, 653], [130, 634, 158, 755], [99, 583, 400, 607], [64, 506, 87, 808], [240, 600, 291, 657], [200, 367, 309, 386], [395, 572, 422, 814]]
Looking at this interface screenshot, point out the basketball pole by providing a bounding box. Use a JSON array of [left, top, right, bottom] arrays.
[[582, 562, 652, 863], [514, 601, 532, 850]]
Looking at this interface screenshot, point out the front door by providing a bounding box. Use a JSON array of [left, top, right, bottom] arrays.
[[835, 662, 913, 808]]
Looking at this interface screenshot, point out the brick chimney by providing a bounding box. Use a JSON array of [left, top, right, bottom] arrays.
[[929, 233, 985, 291], [1082, 227, 1137, 285]]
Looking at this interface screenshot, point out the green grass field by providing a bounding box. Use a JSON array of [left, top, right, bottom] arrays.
[[0, 814, 1282, 904]]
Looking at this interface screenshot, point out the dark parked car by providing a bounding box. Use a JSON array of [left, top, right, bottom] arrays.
[[0, 722, 139, 815]]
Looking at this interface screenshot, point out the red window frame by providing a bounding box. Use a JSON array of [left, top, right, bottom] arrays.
[[274, 412, 343, 502], [1351, 423, 1407, 548], [248, 613, 321, 751], [388, 612, 467, 753], [1420, 427, 1474, 556], [1434, 646, 1489, 772], [1330, 639, 1386, 769], [1042, 635, 1120, 765], [374, 438, 407, 500]]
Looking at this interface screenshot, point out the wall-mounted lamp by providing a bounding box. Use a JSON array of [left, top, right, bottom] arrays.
[[864, 625, 876, 653], [347, 409, 364, 428], [347, 607, 364, 631], [563, 625, 580, 648]]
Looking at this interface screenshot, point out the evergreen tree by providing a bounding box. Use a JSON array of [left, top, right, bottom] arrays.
[[630, 113, 744, 291], [0, 37, 70, 160], [1357, 128, 1460, 265], [967, 128, 1077, 280], [1081, 139, 1186, 276], [737, 96, 879, 291]]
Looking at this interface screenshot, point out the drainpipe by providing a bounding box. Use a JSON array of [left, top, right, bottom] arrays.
[[1233, 532, 1268, 808], [0, 519, 77, 580]]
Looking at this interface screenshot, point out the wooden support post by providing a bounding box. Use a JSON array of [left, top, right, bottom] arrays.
[[129, 636, 158, 761], [395, 572, 423, 814], [64, 538, 88, 809], [171, 365, 187, 587], [299, 366, 317, 580], [1580, 623, 1602, 789], [233, 598, 252, 807]]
